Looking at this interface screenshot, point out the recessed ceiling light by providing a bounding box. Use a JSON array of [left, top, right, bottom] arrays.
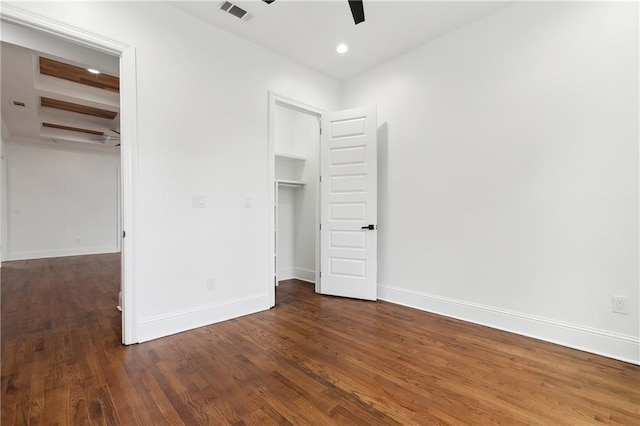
[[86, 68, 100, 74], [336, 44, 349, 54]]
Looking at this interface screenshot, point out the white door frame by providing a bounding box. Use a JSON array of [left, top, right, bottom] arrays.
[[268, 91, 323, 307], [1, 5, 139, 344]]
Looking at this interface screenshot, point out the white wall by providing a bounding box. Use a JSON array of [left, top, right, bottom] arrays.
[[4, 2, 341, 341], [7, 1, 637, 363], [277, 186, 296, 279], [274, 104, 301, 157], [4, 142, 119, 260], [294, 111, 320, 280], [343, 2, 639, 363]]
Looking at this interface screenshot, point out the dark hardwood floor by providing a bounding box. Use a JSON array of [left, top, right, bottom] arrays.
[[2, 254, 639, 425]]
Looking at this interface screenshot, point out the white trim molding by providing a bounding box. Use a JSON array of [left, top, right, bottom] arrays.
[[0, 4, 124, 56], [293, 267, 316, 284], [278, 267, 297, 281], [137, 294, 271, 343], [277, 267, 316, 284], [378, 284, 640, 365], [7, 246, 119, 261]]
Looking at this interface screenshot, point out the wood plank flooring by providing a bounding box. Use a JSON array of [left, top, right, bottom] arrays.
[[2, 254, 639, 425]]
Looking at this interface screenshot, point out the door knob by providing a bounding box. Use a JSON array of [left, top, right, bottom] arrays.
[[361, 224, 375, 230]]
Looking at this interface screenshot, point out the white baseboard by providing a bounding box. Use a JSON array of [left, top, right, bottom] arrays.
[[7, 246, 119, 261], [378, 284, 640, 365], [278, 267, 296, 281], [137, 293, 271, 343], [278, 267, 316, 284], [293, 267, 315, 284]]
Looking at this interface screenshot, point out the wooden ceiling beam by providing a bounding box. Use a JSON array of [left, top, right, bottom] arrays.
[[42, 122, 105, 136], [39, 57, 120, 93], [41, 97, 118, 120]]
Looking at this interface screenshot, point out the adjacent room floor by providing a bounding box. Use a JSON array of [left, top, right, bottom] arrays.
[[2, 254, 639, 424]]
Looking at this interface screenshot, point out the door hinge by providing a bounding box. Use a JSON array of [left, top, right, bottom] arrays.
[[320, 175, 322, 182], [123, 230, 126, 238], [320, 271, 322, 278], [319, 126, 322, 135], [319, 223, 322, 230]]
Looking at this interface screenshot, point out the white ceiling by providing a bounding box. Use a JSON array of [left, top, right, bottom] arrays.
[[171, 0, 510, 80], [1, 1, 508, 151]]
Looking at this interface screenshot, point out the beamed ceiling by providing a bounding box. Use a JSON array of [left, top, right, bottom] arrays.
[[1, 41, 121, 151]]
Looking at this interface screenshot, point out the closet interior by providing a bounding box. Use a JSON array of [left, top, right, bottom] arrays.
[[273, 100, 320, 286]]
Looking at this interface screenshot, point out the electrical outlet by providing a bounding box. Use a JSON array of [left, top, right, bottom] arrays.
[[612, 296, 628, 314], [207, 277, 216, 291]]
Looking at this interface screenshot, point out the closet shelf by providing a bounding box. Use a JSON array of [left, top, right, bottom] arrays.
[[276, 179, 306, 188], [275, 152, 306, 161]]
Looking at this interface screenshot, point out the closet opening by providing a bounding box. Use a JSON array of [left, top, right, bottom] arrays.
[[268, 93, 322, 304]]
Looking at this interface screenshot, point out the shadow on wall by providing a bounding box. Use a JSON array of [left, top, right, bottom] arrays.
[[377, 122, 389, 285]]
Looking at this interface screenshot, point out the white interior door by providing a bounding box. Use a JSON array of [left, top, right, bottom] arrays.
[[320, 106, 377, 300]]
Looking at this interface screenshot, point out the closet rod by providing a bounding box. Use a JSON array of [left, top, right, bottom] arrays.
[[276, 179, 305, 188]]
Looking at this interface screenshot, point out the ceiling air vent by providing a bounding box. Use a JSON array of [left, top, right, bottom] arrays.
[[220, 1, 253, 22]]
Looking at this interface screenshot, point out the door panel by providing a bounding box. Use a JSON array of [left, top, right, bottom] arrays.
[[320, 106, 377, 300]]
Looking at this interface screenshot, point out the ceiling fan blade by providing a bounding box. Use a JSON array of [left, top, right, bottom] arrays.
[[348, 0, 365, 25], [263, 0, 363, 25]]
